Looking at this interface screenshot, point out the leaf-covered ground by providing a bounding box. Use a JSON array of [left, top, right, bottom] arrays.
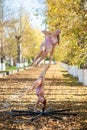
[[0, 63, 87, 130]]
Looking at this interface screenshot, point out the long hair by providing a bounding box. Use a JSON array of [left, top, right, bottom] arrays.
[[57, 34, 60, 45]]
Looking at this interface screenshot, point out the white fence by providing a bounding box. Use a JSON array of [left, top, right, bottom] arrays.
[[61, 62, 87, 86], [0, 63, 6, 71]]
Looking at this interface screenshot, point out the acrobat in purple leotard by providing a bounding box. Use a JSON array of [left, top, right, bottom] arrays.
[[40, 35, 58, 52], [36, 82, 45, 103]]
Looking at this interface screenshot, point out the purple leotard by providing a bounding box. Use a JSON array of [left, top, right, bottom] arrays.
[[41, 35, 58, 51], [36, 85, 44, 97]]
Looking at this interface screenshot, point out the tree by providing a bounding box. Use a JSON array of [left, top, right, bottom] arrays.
[[0, 0, 18, 68], [46, 0, 87, 68], [21, 14, 44, 60]]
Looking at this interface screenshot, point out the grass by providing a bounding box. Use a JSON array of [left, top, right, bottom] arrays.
[[6, 66, 17, 71]]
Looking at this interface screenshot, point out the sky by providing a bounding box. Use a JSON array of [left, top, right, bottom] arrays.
[[6, 0, 47, 30], [22, 0, 47, 30]]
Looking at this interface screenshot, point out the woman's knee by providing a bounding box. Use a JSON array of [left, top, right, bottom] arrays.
[[41, 47, 46, 52]]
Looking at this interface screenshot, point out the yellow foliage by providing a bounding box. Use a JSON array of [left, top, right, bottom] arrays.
[[21, 14, 44, 59], [46, 0, 86, 66]]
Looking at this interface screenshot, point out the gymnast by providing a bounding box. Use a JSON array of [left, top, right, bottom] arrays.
[[31, 29, 61, 66], [19, 56, 52, 112]]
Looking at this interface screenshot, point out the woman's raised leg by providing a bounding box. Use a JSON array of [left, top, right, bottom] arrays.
[[31, 50, 43, 65], [35, 51, 49, 66]]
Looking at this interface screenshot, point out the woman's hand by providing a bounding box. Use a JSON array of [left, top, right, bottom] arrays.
[[42, 30, 51, 35]]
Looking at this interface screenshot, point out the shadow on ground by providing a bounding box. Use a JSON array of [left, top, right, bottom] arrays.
[[0, 65, 87, 130], [0, 100, 87, 130]]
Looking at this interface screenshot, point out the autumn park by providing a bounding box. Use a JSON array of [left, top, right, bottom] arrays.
[[0, 0, 87, 130]]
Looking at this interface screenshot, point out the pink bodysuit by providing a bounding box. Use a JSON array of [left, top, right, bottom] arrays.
[[36, 83, 45, 103], [36, 84, 44, 97], [41, 35, 58, 51]]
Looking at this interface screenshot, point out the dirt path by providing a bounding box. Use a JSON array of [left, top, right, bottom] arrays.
[[0, 63, 87, 130]]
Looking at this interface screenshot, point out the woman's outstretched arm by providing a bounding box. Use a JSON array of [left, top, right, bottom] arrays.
[[50, 45, 55, 57], [42, 30, 52, 36], [39, 56, 52, 84], [44, 56, 52, 73]]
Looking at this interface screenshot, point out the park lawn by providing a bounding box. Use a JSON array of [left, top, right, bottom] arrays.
[[0, 63, 87, 130], [6, 66, 17, 71]]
